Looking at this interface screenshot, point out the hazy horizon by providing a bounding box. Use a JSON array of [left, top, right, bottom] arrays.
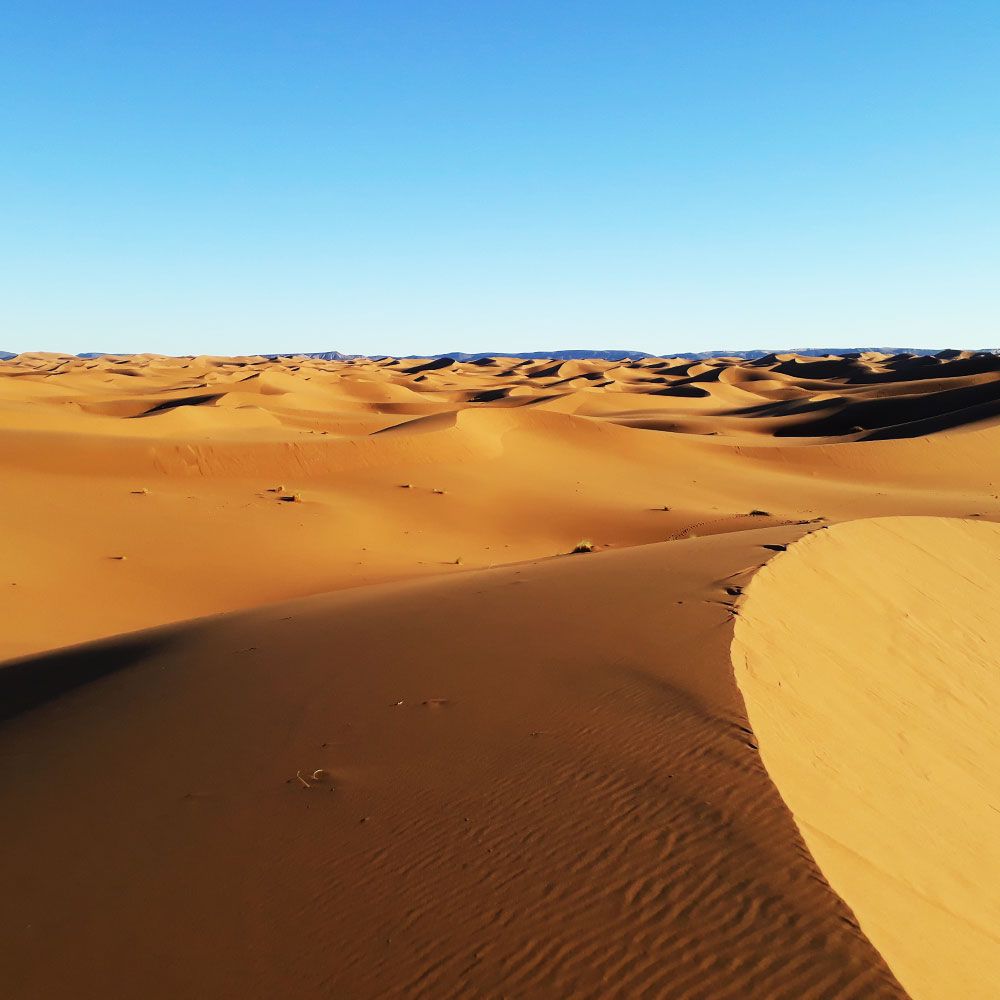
[[6, 344, 997, 362], [3, 2, 998, 356]]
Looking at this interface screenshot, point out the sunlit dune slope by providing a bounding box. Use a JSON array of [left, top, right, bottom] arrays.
[[3, 351, 1000, 660], [7, 352, 999, 998], [0, 531, 904, 1000], [732, 517, 1000, 1000]]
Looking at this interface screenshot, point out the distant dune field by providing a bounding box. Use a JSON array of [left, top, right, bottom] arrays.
[[2, 350, 999, 998]]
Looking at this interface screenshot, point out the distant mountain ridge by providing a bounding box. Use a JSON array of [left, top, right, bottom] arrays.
[[2, 347, 997, 362], [274, 347, 1000, 362], [395, 347, 999, 362]]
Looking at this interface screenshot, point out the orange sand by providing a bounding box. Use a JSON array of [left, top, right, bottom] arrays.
[[733, 517, 1000, 1000], [2, 349, 999, 997]]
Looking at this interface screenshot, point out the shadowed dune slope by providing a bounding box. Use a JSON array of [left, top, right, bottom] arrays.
[[732, 517, 1000, 1000], [0, 532, 905, 1000]]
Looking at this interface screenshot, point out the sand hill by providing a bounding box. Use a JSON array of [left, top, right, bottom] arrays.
[[2, 350, 999, 997]]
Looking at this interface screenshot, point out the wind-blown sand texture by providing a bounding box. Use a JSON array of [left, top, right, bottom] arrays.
[[1, 349, 999, 998], [733, 517, 1000, 1000]]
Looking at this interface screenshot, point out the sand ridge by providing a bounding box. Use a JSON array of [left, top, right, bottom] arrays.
[[732, 517, 1000, 1000], [3, 350, 1000, 996], [0, 529, 905, 999], [3, 350, 1000, 661]]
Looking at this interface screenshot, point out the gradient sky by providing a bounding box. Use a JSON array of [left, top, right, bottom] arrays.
[[2, 1, 998, 356]]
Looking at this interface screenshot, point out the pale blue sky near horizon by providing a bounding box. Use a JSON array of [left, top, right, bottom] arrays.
[[1, 1, 998, 356]]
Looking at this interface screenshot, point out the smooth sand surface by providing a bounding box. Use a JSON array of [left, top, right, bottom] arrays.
[[2, 350, 1000, 997], [733, 517, 1000, 1000]]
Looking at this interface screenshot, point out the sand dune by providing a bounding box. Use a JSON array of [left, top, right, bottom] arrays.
[[2, 350, 999, 996], [3, 351, 1000, 662], [1, 531, 905, 999], [733, 518, 1000, 1000]]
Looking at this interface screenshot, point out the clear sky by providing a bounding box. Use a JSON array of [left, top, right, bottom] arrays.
[[2, 1, 998, 356]]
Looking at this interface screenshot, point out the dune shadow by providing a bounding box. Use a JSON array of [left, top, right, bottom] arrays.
[[403, 357, 455, 375], [0, 632, 173, 723], [135, 392, 225, 416], [727, 378, 1000, 438], [469, 387, 510, 403], [649, 383, 711, 398]]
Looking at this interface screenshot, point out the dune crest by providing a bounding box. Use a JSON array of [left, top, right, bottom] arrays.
[[4, 352, 1000, 661], [6, 352, 1000, 996], [732, 517, 1000, 999], [0, 531, 908, 999]]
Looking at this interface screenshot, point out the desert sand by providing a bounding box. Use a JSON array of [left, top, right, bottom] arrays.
[[2, 349, 999, 997], [733, 517, 1000, 999]]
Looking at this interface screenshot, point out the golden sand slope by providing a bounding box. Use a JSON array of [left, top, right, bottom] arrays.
[[4, 351, 1000, 997], [3, 350, 1000, 660], [733, 517, 1000, 999], [0, 531, 904, 999]]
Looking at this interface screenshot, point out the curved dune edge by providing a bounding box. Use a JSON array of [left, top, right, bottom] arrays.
[[7, 351, 1000, 662], [732, 517, 1000, 1000], [0, 531, 908, 999]]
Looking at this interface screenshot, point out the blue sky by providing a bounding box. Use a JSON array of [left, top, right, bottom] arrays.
[[2, 1, 998, 355]]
